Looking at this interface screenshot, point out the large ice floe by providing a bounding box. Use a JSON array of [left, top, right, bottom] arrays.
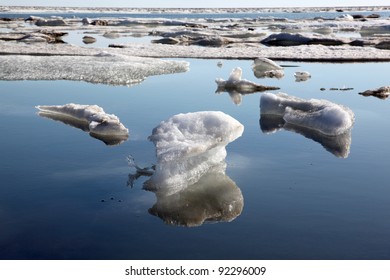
[[215, 67, 280, 105], [0, 52, 189, 86], [36, 103, 129, 145], [260, 92, 355, 158], [127, 111, 244, 226]]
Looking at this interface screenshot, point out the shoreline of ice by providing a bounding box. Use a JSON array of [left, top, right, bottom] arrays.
[[1, 6, 389, 15], [1, 6, 390, 62]]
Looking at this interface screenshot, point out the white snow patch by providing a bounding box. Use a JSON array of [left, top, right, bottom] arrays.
[[0, 51, 189, 86]]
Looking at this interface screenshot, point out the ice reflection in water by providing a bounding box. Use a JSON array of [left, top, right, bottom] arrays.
[[128, 111, 244, 227], [37, 111, 129, 146], [259, 92, 354, 158], [149, 162, 243, 227], [259, 114, 352, 158]]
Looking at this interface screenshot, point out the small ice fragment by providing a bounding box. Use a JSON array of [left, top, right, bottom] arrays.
[[36, 103, 129, 145], [359, 86, 390, 99], [294, 71, 311, 82], [216, 67, 280, 94], [252, 58, 284, 79]]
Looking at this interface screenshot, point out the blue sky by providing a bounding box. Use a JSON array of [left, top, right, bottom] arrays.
[[2, 0, 389, 8]]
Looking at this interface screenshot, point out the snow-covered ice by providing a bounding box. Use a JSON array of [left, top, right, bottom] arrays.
[[145, 111, 244, 195], [36, 103, 129, 145], [260, 92, 355, 136], [0, 51, 189, 86]]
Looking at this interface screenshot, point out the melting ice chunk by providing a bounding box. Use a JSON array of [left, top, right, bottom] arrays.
[[260, 92, 354, 136], [252, 57, 285, 79], [294, 71, 311, 82], [36, 103, 129, 145], [145, 111, 244, 195]]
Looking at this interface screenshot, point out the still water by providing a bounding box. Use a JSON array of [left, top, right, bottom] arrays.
[[0, 59, 390, 259]]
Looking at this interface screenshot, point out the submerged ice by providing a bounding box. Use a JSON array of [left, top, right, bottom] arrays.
[[260, 92, 355, 136], [36, 103, 129, 145]]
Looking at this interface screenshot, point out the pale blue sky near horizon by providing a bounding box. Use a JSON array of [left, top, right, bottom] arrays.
[[1, 0, 389, 8]]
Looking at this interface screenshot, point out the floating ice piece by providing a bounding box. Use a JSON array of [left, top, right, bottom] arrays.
[[0, 53, 189, 86], [252, 57, 285, 79], [36, 103, 129, 145], [294, 71, 311, 82], [252, 57, 283, 72], [260, 92, 355, 136], [145, 111, 244, 195], [149, 162, 243, 227], [359, 86, 390, 99], [336, 14, 354, 21], [216, 67, 280, 94]]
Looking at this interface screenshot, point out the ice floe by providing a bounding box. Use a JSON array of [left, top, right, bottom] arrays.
[[260, 92, 355, 136], [0, 52, 189, 86], [145, 111, 244, 195], [359, 86, 390, 99], [252, 57, 285, 79], [36, 103, 129, 145], [294, 71, 311, 82]]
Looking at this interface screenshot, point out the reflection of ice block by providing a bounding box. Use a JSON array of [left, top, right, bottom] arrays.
[[149, 162, 243, 227], [36, 103, 129, 145], [216, 67, 280, 94], [259, 114, 352, 158], [260, 92, 354, 136], [146, 111, 244, 195]]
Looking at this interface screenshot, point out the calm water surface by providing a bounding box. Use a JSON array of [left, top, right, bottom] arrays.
[[0, 59, 390, 259]]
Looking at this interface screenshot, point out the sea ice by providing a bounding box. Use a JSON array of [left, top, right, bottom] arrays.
[[36, 103, 129, 145], [0, 52, 189, 86], [294, 71, 311, 82], [145, 111, 244, 195], [215, 67, 280, 94], [260, 92, 355, 136], [359, 86, 390, 99], [252, 57, 285, 79]]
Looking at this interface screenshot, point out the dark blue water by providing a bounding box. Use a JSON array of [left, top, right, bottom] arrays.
[[0, 59, 390, 259], [1, 10, 390, 20]]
